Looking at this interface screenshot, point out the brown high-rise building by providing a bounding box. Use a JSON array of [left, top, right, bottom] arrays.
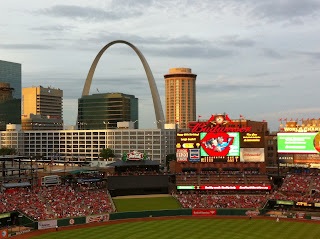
[[22, 86, 63, 130], [164, 68, 197, 129]]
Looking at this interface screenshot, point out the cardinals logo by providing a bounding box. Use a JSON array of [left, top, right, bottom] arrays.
[[207, 114, 234, 126], [201, 133, 234, 156]]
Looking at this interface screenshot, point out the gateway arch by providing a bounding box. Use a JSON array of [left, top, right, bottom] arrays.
[[82, 40, 165, 129]]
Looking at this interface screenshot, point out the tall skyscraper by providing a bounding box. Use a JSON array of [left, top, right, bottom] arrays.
[[22, 86, 63, 130], [77, 93, 138, 130], [0, 60, 21, 129], [164, 68, 197, 129]]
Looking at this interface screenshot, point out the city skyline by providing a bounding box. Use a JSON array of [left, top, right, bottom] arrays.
[[1, 0, 320, 131]]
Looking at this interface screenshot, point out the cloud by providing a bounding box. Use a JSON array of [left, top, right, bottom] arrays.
[[30, 25, 74, 32], [0, 44, 53, 50], [197, 75, 279, 92], [296, 51, 320, 60], [250, 0, 320, 21], [144, 45, 234, 58], [219, 35, 256, 47], [261, 48, 285, 59], [37, 5, 141, 21]]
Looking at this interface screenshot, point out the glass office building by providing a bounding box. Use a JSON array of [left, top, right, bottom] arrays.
[[78, 93, 138, 130], [0, 60, 21, 129]]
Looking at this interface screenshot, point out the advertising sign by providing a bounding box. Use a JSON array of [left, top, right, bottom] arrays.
[[38, 220, 57, 230], [279, 155, 294, 163], [294, 154, 320, 164], [189, 149, 201, 162], [177, 185, 271, 190], [245, 210, 260, 216], [176, 149, 188, 162], [276, 200, 294, 205], [176, 133, 200, 149], [278, 132, 320, 154], [240, 148, 264, 162], [127, 151, 144, 160], [200, 132, 240, 159], [86, 214, 109, 223], [192, 209, 217, 216], [240, 132, 264, 148], [0, 229, 8, 238], [0, 213, 10, 219]]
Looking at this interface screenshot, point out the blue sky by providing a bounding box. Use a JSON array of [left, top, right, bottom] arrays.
[[1, 0, 319, 131]]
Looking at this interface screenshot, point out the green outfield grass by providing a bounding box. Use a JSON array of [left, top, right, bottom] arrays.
[[113, 196, 181, 212], [32, 219, 320, 239]]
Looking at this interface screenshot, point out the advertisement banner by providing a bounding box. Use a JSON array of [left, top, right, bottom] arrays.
[[277, 132, 320, 154], [279, 154, 294, 163], [192, 209, 217, 216], [176, 133, 200, 149], [38, 220, 57, 230], [294, 154, 320, 164], [245, 210, 260, 216], [0, 229, 8, 238], [240, 148, 265, 162], [198, 185, 271, 190], [296, 213, 305, 219], [276, 200, 294, 205], [0, 213, 10, 219], [176, 149, 188, 162], [189, 149, 201, 162], [240, 132, 265, 148], [86, 214, 109, 223]]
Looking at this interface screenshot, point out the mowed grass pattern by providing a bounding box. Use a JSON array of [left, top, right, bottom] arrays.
[[32, 219, 320, 239], [113, 197, 181, 212]]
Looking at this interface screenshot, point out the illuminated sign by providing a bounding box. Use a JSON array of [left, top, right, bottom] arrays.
[[279, 155, 294, 163], [278, 132, 320, 154], [201, 156, 239, 163], [240, 132, 265, 148], [176, 133, 200, 149], [276, 200, 294, 205], [177, 185, 271, 190], [284, 126, 320, 132], [296, 202, 312, 207], [314, 203, 320, 207], [126, 151, 144, 160], [293, 154, 320, 164], [192, 209, 217, 216], [0, 213, 10, 219], [189, 115, 252, 133], [200, 132, 240, 158], [189, 149, 201, 162], [176, 149, 188, 162], [240, 148, 265, 162]]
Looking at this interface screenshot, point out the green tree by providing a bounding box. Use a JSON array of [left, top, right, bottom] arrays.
[[0, 147, 17, 156], [99, 148, 114, 160], [122, 151, 127, 161]]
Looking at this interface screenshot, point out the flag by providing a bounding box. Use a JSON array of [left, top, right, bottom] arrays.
[[296, 118, 299, 122], [279, 118, 282, 121], [263, 120, 266, 122], [307, 118, 309, 121], [301, 118, 304, 121], [284, 118, 287, 121], [198, 115, 202, 118], [290, 118, 293, 121], [311, 118, 315, 120], [240, 115, 243, 118], [97, 88, 99, 92]]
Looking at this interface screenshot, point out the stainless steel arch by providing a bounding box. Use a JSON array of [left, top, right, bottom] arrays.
[[82, 40, 165, 129]]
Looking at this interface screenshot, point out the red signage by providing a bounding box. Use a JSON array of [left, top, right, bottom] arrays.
[[127, 151, 144, 160], [198, 185, 271, 190], [192, 209, 217, 216], [201, 132, 234, 157], [189, 115, 251, 133]]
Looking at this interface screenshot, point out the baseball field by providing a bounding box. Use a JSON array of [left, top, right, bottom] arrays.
[[30, 218, 320, 239], [112, 195, 181, 212]]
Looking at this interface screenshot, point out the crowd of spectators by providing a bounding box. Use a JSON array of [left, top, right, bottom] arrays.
[[176, 192, 267, 209], [0, 186, 114, 221]]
